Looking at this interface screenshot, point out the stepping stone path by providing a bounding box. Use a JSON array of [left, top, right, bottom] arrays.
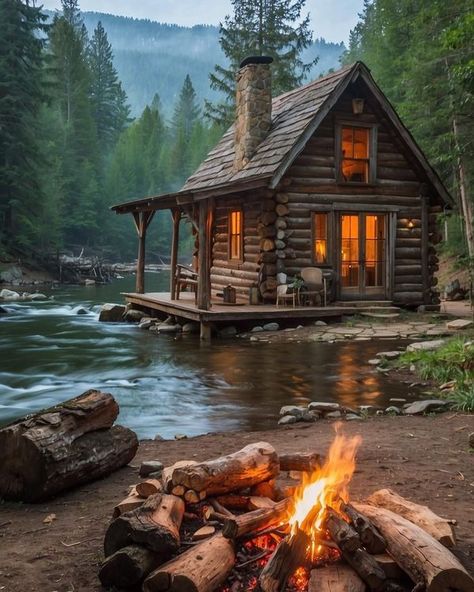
[[403, 399, 450, 415], [446, 318, 473, 330], [406, 340, 445, 352]]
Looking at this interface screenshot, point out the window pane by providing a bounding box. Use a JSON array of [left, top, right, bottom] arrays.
[[341, 215, 359, 287], [341, 126, 370, 183], [229, 210, 242, 260], [365, 215, 385, 287], [314, 213, 328, 264]]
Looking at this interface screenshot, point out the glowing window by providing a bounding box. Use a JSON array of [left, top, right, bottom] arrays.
[[341, 126, 370, 183], [313, 213, 328, 264], [229, 210, 243, 261]]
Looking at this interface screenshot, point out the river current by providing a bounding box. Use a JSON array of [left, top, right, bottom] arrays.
[[1, 273, 416, 439]]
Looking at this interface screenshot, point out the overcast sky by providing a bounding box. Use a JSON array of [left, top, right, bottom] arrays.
[[39, 0, 364, 43]]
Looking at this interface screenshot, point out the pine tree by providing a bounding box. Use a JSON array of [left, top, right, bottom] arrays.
[[88, 21, 130, 153], [206, 0, 316, 125], [0, 0, 47, 247]]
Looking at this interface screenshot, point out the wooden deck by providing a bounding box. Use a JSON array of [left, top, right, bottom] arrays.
[[123, 291, 357, 324]]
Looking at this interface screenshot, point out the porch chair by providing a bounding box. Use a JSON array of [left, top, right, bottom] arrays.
[[276, 284, 296, 308], [300, 267, 327, 306], [175, 264, 198, 302]]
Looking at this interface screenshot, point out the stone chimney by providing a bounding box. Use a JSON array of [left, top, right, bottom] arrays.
[[233, 56, 273, 172]]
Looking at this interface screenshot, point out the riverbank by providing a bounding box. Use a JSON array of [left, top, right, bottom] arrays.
[[0, 415, 473, 591]]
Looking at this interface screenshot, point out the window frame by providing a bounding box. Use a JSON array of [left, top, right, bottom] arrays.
[[228, 208, 244, 263], [335, 120, 378, 185]]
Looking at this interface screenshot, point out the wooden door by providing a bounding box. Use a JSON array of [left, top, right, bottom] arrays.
[[339, 213, 388, 300]]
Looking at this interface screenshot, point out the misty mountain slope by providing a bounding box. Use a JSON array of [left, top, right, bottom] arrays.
[[47, 10, 345, 117]]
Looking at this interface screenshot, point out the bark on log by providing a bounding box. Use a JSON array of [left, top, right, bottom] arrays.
[[366, 488, 456, 547], [279, 452, 321, 473], [326, 510, 387, 592], [136, 479, 163, 498], [0, 390, 137, 501], [143, 534, 235, 592], [113, 491, 145, 518], [343, 503, 387, 554], [222, 497, 291, 539], [354, 503, 474, 592], [308, 564, 366, 592], [104, 493, 185, 557], [162, 461, 197, 493], [171, 442, 279, 495], [99, 544, 160, 589]]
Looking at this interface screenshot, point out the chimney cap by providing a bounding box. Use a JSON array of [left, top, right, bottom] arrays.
[[239, 55, 273, 68]]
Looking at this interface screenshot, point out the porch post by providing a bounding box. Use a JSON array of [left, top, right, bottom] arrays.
[[197, 199, 211, 311], [133, 210, 154, 294], [170, 209, 181, 299]]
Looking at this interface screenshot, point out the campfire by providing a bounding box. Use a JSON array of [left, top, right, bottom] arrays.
[[100, 427, 473, 592]]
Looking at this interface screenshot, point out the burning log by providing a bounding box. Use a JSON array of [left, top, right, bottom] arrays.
[[342, 502, 387, 554], [143, 534, 235, 592], [137, 479, 163, 498], [113, 490, 145, 518], [325, 509, 387, 592], [104, 493, 185, 557], [99, 545, 160, 589], [279, 452, 321, 473], [222, 498, 291, 539], [367, 488, 456, 547], [0, 390, 138, 501], [171, 442, 279, 495], [308, 564, 365, 592], [354, 503, 474, 592]]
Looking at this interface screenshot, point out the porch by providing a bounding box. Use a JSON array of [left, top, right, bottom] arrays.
[[122, 291, 396, 339]]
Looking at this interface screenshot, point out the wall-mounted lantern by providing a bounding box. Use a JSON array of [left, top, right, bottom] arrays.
[[352, 98, 365, 114]]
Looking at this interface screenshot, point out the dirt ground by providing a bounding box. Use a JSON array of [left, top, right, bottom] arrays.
[[0, 414, 473, 591]]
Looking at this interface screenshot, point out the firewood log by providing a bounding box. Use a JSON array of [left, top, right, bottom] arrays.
[[308, 564, 365, 592], [171, 442, 279, 495], [367, 488, 456, 547], [162, 460, 197, 493], [249, 496, 276, 510], [250, 479, 278, 500], [215, 494, 252, 511], [279, 452, 321, 473], [104, 493, 185, 557], [99, 544, 160, 588], [342, 502, 387, 554], [222, 498, 291, 539], [373, 554, 405, 580], [136, 479, 163, 498], [113, 491, 145, 518], [0, 390, 138, 501], [326, 509, 387, 592], [143, 534, 235, 592], [354, 503, 474, 592], [184, 489, 200, 504]]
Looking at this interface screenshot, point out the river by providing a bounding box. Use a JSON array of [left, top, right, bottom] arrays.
[[1, 273, 417, 439]]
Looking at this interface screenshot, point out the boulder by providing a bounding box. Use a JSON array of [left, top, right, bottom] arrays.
[[446, 319, 473, 330], [157, 323, 181, 333], [99, 303, 126, 322], [124, 309, 146, 323], [74, 307, 89, 315], [0, 265, 22, 283], [403, 399, 450, 415], [29, 293, 47, 301], [139, 460, 164, 478], [278, 415, 297, 426], [406, 339, 445, 352], [376, 351, 402, 360], [358, 405, 380, 415], [139, 318, 155, 330], [219, 326, 238, 337], [385, 406, 401, 415], [0, 288, 20, 301], [263, 322, 279, 332], [251, 326, 264, 332], [325, 411, 342, 419], [346, 414, 364, 421], [308, 402, 340, 413], [182, 322, 199, 334], [279, 405, 305, 418], [368, 359, 381, 365], [314, 320, 327, 326]]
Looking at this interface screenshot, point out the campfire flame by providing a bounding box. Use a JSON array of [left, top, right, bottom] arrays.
[[288, 425, 362, 560]]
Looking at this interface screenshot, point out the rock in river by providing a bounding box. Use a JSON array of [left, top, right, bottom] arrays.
[[99, 303, 126, 322], [0, 288, 20, 301]]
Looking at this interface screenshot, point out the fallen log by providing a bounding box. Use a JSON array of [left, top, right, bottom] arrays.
[[279, 452, 321, 473], [354, 503, 474, 592], [308, 564, 365, 592], [99, 544, 160, 589], [367, 488, 456, 547], [0, 390, 137, 501], [143, 534, 235, 592], [222, 497, 291, 539], [136, 479, 163, 498], [326, 509, 387, 592], [342, 502, 387, 554], [171, 442, 279, 495], [113, 490, 145, 518], [104, 493, 185, 557]]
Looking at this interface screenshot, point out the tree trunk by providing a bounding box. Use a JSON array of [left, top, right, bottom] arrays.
[[171, 442, 279, 495], [354, 503, 474, 592], [0, 390, 137, 501], [308, 564, 365, 592], [143, 534, 235, 592], [99, 545, 160, 589], [366, 489, 455, 547], [104, 493, 185, 557]]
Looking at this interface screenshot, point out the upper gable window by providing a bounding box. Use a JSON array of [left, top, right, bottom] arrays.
[[338, 124, 376, 184]]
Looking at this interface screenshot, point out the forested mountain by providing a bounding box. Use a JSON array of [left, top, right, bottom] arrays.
[[45, 10, 345, 117]]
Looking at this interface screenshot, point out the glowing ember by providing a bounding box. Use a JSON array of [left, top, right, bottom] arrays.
[[288, 424, 362, 559]]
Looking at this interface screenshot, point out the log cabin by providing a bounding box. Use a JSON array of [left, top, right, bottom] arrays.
[[112, 59, 453, 339]]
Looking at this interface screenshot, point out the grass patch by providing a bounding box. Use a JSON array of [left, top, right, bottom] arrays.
[[395, 337, 474, 411]]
